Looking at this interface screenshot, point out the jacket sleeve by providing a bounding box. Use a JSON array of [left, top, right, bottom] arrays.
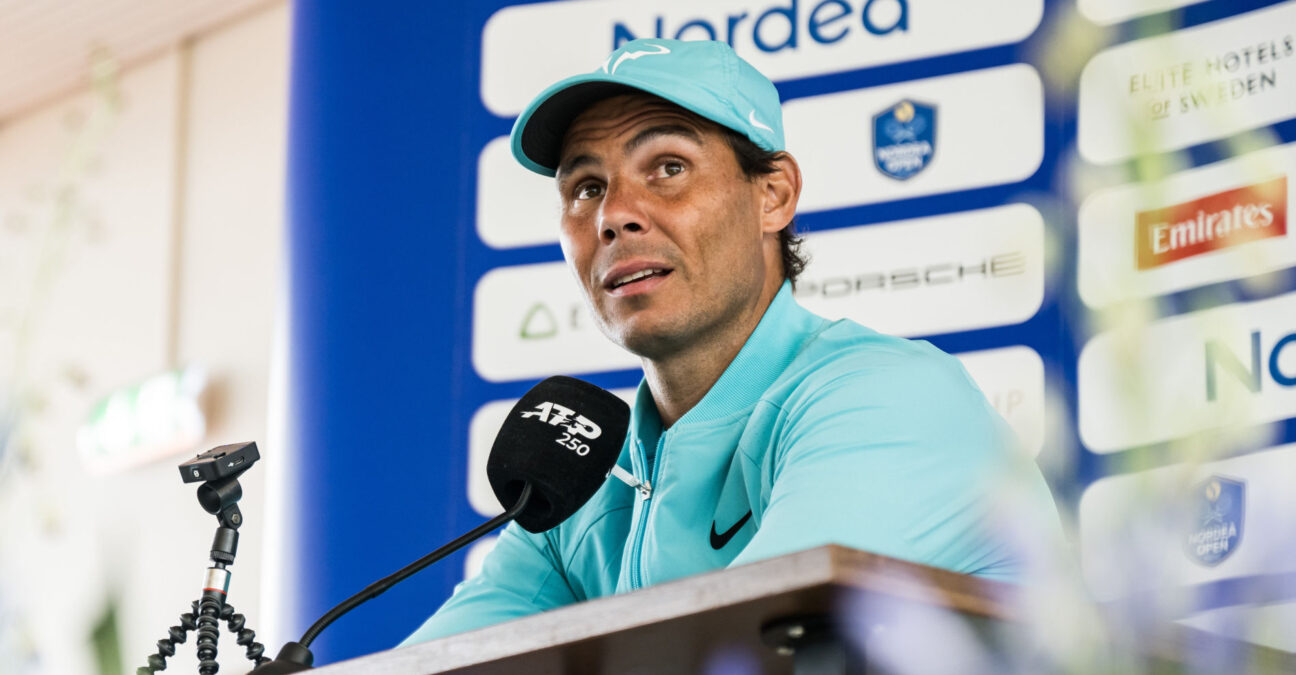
[[399, 520, 578, 646], [727, 347, 1062, 581]]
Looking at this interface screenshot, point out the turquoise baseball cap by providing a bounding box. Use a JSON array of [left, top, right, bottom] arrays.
[[510, 38, 785, 177]]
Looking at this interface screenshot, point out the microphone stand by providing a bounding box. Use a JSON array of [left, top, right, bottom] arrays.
[[138, 467, 271, 674], [251, 483, 535, 673]]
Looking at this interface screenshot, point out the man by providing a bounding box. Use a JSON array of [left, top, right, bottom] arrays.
[[403, 38, 1061, 644]]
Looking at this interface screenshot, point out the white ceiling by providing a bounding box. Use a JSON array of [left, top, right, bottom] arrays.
[[0, 0, 280, 124]]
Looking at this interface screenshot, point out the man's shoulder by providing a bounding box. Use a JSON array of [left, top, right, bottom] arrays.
[[753, 313, 1018, 479], [777, 316, 976, 399]]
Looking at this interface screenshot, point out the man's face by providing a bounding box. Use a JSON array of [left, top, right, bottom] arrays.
[[555, 94, 776, 360]]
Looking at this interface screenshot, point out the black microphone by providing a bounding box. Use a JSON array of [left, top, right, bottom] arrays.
[[251, 376, 629, 673], [488, 375, 630, 532]]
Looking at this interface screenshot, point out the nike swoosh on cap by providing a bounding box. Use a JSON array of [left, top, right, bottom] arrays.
[[603, 43, 671, 75]]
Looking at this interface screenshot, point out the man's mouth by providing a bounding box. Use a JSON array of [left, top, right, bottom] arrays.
[[609, 268, 671, 289]]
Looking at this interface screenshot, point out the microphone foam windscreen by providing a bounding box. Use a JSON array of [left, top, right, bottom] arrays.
[[487, 376, 630, 533]]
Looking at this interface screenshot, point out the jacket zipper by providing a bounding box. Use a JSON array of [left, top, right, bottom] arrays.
[[609, 464, 651, 499], [628, 434, 665, 591]]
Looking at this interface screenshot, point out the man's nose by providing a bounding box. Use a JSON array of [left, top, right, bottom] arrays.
[[596, 181, 648, 243]]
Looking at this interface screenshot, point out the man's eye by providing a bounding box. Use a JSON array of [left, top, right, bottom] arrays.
[[661, 161, 685, 177], [575, 183, 604, 200]]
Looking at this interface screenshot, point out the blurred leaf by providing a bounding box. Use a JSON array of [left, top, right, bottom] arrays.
[[90, 598, 122, 675]]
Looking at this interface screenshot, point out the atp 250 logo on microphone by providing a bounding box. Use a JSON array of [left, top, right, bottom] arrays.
[[469, 390, 636, 517], [520, 401, 602, 455]]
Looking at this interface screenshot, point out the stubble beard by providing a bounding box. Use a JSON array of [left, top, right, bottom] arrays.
[[594, 277, 758, 365]]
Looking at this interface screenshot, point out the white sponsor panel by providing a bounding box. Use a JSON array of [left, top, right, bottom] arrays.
[[481, 0, 1043, 116], [793, 203, 1045, 337], [1078, 291, 1296, 452], [786, 64, 1044, 212], [1078, 4, 1296, 164], [956, 346, 1046, 457], [1079, 141, 1295, 309], [1079, 443, 1296, 601], [464, 537, 498, 579], [477, 136, 562, 249], [468, 389, 637, 517], [1178, 602, 1296, 653], [1077, 0, 1206, 27], [467, 399, 516, 516], [473, 262, 639, 382]]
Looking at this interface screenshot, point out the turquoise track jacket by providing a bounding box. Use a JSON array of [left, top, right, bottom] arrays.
[[403, 283, 1062, 644]]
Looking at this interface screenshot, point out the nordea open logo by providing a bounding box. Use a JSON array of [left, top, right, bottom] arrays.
[[480, 0, 1043, 116], [611, 0, 908, 52]]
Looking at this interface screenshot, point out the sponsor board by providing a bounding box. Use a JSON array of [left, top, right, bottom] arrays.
[[1134, 178, 1286, 271], [477, 136, 562, 249], [1078, 0, 1206, 27], [872, 99, 937, 180], [473, 262, 639, 382], [955, 346, 1046, 457], [481, 0, 1043, 117], [464, 537, 498, 579], [786, 64, 1043, 212], [468, 389, 637, 517], [1078, 3, 1296, 164], [1077, 291, 1296, 452], [1079, 142, 1296, 309], [793, 203, 1045, 337], [1185, 475, 1245, 567], [467, 399, 520, 516], [1078, 443, 1296, 601]]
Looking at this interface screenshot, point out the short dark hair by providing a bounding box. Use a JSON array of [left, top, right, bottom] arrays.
[[719, 128, 809, 288]]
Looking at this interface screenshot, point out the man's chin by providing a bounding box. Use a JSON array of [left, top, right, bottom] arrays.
[[608, 319, 692, 361]]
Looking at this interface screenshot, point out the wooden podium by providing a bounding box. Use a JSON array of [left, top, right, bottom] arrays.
[[313, 545, 1016, 674]]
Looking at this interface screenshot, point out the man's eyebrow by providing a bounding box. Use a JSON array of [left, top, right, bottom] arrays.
[[624, 124, 703, 155], [556, 153, 598, 181], [556, 124, 703, 179]]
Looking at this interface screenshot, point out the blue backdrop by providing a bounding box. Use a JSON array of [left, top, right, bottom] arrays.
[[286, 0, 1296, 664]]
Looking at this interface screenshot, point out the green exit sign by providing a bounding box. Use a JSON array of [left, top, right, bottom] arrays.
[[77, 366, 207, 474]]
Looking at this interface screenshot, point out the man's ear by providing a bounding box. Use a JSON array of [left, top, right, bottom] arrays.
[[759, 152, 802, 235]]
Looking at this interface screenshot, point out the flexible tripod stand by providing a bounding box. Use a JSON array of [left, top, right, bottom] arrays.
[[138, 443, 271, 674]]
